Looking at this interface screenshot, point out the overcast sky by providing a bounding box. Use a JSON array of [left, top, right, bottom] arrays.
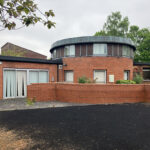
[[0, 0, 150, 58]]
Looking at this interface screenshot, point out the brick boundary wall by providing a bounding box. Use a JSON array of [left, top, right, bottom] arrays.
[[27, 83, 150, 104]]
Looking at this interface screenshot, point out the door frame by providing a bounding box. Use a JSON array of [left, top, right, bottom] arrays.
[[3, 68, 49, 99]]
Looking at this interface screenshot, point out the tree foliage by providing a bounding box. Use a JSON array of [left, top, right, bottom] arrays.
[[0, 0, 55, 31], [94, 11, 150, 63], [95, 12, 129, 37]]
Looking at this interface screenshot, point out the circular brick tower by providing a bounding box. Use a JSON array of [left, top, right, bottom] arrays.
[[50, 36, 136, 83]]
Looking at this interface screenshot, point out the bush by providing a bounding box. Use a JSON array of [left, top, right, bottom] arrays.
[[78, 76, 97, 83], [116, 80, 136, 84], [78, 76, 88, 83], [26, 97, 36, 105], [133, 74, 143, 84]]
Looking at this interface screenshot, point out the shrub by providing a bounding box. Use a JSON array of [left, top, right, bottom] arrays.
[[116, 80, 136, 84], [78, 76, 97, 83], [78, 76, 88, 83], [26, 97, 36, 105], [133, 74, 143, 84]]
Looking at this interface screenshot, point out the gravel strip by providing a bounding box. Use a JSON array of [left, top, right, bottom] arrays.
[[0, 99, 89, 111]]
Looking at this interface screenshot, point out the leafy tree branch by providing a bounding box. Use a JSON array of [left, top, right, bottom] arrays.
[[0, 0, 55, 30]]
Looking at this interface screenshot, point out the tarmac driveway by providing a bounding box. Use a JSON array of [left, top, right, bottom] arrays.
[[0, 103, 150, 150]]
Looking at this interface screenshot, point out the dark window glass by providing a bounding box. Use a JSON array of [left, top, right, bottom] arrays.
[[143, 68, 150, 80], [61, 47, 64, 57], [75, 45, 80, 57], [107, 44, 112, 56], [112, 44, 118, 56], [56, 49, 61, 58], [81, 45, 86, 56], [87, 44, 93, 56], [119, 45, 122, 57]]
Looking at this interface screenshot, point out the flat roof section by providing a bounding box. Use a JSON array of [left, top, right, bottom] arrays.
[[0, 55, 63, 64], [50, 36, 136, 52]]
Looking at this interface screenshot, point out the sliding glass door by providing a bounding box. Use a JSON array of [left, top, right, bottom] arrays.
[[3, 69, 49, 99], [3, 70, 16, 98]]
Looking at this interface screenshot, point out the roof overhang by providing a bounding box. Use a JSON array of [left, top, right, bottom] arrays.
[[0, 55, 63, 64], [50, 36, 136, 53]]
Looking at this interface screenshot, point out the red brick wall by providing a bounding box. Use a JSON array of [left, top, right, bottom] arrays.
[[0, 61, 57, 99], [27, 83, 56, 101], [59, 57, 133, 83], [27, 83, 150, 104]]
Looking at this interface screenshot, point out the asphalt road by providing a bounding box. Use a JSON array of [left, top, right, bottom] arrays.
[[0, 103, 150, 150]]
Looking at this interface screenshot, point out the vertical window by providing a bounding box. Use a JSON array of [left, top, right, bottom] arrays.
[[65, 71, 74, 82], [143, 68, 150, 81], [39, 71, 48, 83], [130, 49, 134, 58], [29, 71, 39, 84], [53, 50, 56, 58], [94, 70, 106, 83], [124, 70, 130, 80], [93, 44, 107, 55], [64, 45, 75, 57], [122, 46, 130, 57], [29, 71, 49, 84]]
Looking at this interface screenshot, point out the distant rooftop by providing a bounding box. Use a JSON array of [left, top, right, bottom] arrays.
[[1, 42, 47, 59]]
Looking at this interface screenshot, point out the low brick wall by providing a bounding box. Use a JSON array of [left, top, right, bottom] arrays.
[[27, 83, 56, 101], [27, 83, 150, 104]]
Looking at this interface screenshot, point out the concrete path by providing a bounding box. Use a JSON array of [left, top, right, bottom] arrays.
[[0, 99, 88, 111]]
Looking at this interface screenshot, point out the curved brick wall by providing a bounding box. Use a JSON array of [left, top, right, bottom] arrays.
[[58, 57, 133, 83]]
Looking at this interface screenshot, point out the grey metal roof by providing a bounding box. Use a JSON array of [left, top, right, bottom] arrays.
[[50, 36, 136, 52], [0, 55, 63, 64]]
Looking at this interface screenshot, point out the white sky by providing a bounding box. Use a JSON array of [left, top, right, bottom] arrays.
[[0, 0, 150, 58]]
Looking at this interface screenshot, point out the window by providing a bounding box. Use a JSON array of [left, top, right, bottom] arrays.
[[122, 46, 130, 57], [143, 68, 150, 81], [93, 44, 107, 56], [94, 70, 106, 83], [29, 71, 48, 84], [124, 70, 130, 80], [64, 45, 75, 57], [53, 50, 56, 58], [65, 71, 74, 82]]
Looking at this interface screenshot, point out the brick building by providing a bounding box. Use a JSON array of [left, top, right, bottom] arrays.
[[0, 36, 150, 100], [50, 36, 135, 83], [1, 42, 47, 59]]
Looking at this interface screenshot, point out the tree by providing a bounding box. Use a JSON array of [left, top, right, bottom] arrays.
[[0, 0, 55, 31], [95, 12, 129, 37], [133, 29, 150, 62], [94, 11, 150, 63]]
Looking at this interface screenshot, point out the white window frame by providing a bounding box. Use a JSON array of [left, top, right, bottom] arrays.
[[64, 45, 75, 57], [3, 68, 49, 99], [64, 70, 74, 82], [122, 46, 130, 57], [93, 70, 106, 84], [124, 70, 130, 80], [93, 44, 107, 56]]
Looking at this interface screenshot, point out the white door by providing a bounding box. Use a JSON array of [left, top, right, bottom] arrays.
[[16, 71, 27, 97]]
